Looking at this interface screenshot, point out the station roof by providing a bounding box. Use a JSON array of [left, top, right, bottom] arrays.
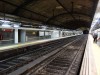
[[0, 0, 99, 29]]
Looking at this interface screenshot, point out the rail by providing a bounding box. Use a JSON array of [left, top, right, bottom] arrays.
[[8, 35, 87, 75], [0, 35, 81, 75]]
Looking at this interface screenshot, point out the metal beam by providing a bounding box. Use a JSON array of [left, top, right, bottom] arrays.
[[0, 0, 48, 18], [13, 0, 38, 15], [56, 0, 76, 20], [62, 19, 91, 26], [0, 0, 69, 27], [46, 12, 92, 23], [0, 0, 63, 25], [71, 2, 74, 13], [61, 19, 91, 24], [59, 19, 91, 29], [18, 16, 61, 28]]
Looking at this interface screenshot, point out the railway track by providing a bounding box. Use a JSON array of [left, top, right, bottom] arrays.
[[25, 35, 87, 75], [0, 36, 81, 75]]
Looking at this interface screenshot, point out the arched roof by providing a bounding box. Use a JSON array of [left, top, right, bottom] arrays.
[[0, 0, 99, 29]]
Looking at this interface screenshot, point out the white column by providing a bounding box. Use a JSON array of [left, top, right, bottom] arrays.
[[59, 31, 63, 37], [20, 30, 26, 43], [14, 29, 18, 44]]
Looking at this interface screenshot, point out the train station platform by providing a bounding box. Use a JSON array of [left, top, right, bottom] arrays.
[[80, 34, 100, 75]]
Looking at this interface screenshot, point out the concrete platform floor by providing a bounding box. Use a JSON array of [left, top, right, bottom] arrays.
[[80, 34, 100, 75], [92, 37, 100, 75]]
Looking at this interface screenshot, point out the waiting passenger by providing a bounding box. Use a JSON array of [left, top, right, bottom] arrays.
[[93, 33, 98, 42], [97, 32, 100, 46]]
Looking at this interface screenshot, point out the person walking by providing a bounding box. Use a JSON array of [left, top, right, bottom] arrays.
[[93, 33, 98, 43]]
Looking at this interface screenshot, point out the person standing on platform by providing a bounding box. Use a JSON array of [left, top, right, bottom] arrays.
[[93, 32, 98, 43]]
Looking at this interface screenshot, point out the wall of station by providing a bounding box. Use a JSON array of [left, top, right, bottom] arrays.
[[61, 31, 83, 37], [25, 31, 51, 42], [39, 31, 51, 39], [0, 29, 14, 45], [51, 31, 60, 38], [0, 27, 83, 46]]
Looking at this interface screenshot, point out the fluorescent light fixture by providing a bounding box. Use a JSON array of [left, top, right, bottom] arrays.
[[2, 23, 11, 27], [41, 26, 47, 29], [56, 6, 63, 9], [22, 25, 31, 26], [0, 20, 10, 23], [13, 24, 20, 27], [10, 22, 21, 28], [75, 5, 82, 9], [0, 20, 11, 27]]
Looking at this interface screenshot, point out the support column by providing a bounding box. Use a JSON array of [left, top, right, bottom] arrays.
[[20, 30, 26, 43], [59, 31, 63, 37], [14, 29, 18, 44]]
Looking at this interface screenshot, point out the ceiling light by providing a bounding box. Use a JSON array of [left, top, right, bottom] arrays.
[[56, 6, 63, 9], [2, 23, 11, 27], [75, 5, 82, 9], [0, 20, 10, 23]]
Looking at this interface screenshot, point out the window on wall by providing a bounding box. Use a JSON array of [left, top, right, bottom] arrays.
[[0, 28, 14, 45]]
